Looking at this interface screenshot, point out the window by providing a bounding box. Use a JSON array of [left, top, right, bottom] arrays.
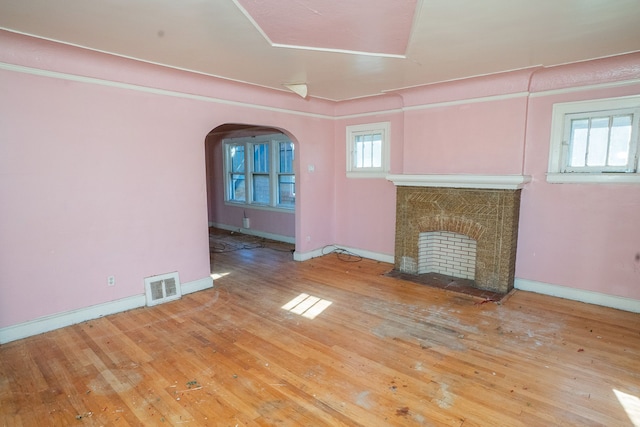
[[278, 141, 295, 207], [547, 96, 640, 184], [346, 122, 390, 178], [224, 134, 295, 210], [228, 144, 246, 201], [252, 143, 270, 204]]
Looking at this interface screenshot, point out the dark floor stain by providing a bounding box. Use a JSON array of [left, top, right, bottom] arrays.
[[396, 406, 410, 416], [385, 270, 505, 301]]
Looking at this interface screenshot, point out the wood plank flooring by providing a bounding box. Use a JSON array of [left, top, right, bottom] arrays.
[[1, 229, 639, 426]]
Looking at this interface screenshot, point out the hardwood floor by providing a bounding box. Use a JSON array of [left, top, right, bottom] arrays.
[[1, 229, 639, 426]]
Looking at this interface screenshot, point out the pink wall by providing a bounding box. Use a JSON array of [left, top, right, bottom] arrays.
[[1, 30, 639, 333], [396, 70, 535, 175], [333, 108, 404, 255], [0, 68, 212, 325], [516, 180, 640, 298], [0, 31, 336, 329], [517, 59, 640, 299], [331, 54, 640, 302], [401, 98, 529, 175]]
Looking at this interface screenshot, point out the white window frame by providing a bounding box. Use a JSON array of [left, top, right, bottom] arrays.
[[223, 134, 295, 211], [346, 122, 390, 178], [547, 95, 640, 184]]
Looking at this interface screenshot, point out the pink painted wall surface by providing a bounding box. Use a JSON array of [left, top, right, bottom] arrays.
[[2, 30, 639, 334], [0, 31, 336, 117], [395, 68, 536, 106], [396, 69, 533, 175], [401, 97, 529, 175], [332, 109, 404, 256], [0, 68, 211, 326], [291, 117, 338, 249], [0, 31, 336, 329], [517, 181, 640, 299], [517, 61, 640, 299], [332, 176, 397, 255]]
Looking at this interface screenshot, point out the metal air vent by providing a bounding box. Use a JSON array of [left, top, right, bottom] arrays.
[[144, 272, 181, 306]]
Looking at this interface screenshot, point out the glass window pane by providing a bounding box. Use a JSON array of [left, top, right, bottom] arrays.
[[371, 139, 382, 167], [253, 144, 269, 173], [230, 174, 245, 202], [279, 142, 294, 173], [569, 119, 588, 167], [608, 115, 632, 166], [355, 136, 364, 167], [230, 145, 244, 172], [252, 175, 270, 204], [354, 133, 382, 168], [278, 175, 295, 206], [586, 117, 609, 166], [362, 136, 373, 167]]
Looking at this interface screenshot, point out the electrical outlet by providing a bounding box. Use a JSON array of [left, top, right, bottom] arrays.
[[107, 275, 115, 286]]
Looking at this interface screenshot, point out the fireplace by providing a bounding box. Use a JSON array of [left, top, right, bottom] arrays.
[[387, 175, 530, 294]]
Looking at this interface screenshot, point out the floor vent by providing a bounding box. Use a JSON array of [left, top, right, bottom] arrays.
[[144, 272, 181, 306]]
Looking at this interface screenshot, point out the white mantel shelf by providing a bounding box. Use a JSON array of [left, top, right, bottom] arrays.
[[386, 174, 532, 190]]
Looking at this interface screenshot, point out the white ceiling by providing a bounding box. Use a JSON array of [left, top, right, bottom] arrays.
[[1, 0, 639, 101]]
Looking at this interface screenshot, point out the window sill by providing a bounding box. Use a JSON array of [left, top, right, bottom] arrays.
[[546, 173, 640, 184], [346, 171, 389, 179], [224, 201, 295, 213]]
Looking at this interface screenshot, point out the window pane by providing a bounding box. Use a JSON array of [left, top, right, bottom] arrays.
[[586, 117, 609, 166], [279, 142, 294, 173], [355, 137, 364, 167], [230, 174, 245, 202], [357, 135, 370, 167], [278, 175, 295, 207], [608, 115, 632, 166], [569, 119, 588, 167], [253, 144, 269, 173], [252, 174, 270, 204], [230, 145, 245, 172], [372, 139, 382, 167], [354, 133, 382, 168], [354, 136, 363, 167]]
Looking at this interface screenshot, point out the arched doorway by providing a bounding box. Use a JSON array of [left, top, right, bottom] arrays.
[[204, 123, 297, 246]]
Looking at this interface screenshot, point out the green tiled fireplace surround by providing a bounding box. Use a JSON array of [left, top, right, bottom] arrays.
[[394, 186, 522, 294]]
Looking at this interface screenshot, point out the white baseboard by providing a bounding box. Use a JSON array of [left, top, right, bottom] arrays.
[[335, 245, 394, 264], [182, 276, 214, 295], [294, 245, 394, 264], [515, 278, 640, 313], [0, 295, 146, 344], [210, 222, 295, 244], [0, 276, 214, 344], [293, 248, 325, 261]]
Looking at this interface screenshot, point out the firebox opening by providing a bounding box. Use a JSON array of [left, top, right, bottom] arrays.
[[418, 231, 477, 280]]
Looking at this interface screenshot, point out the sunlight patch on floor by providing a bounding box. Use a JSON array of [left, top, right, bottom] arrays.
[[614, 389, 640, 426], [282, 293, 332, 319], [210, 272, 231, 280]]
